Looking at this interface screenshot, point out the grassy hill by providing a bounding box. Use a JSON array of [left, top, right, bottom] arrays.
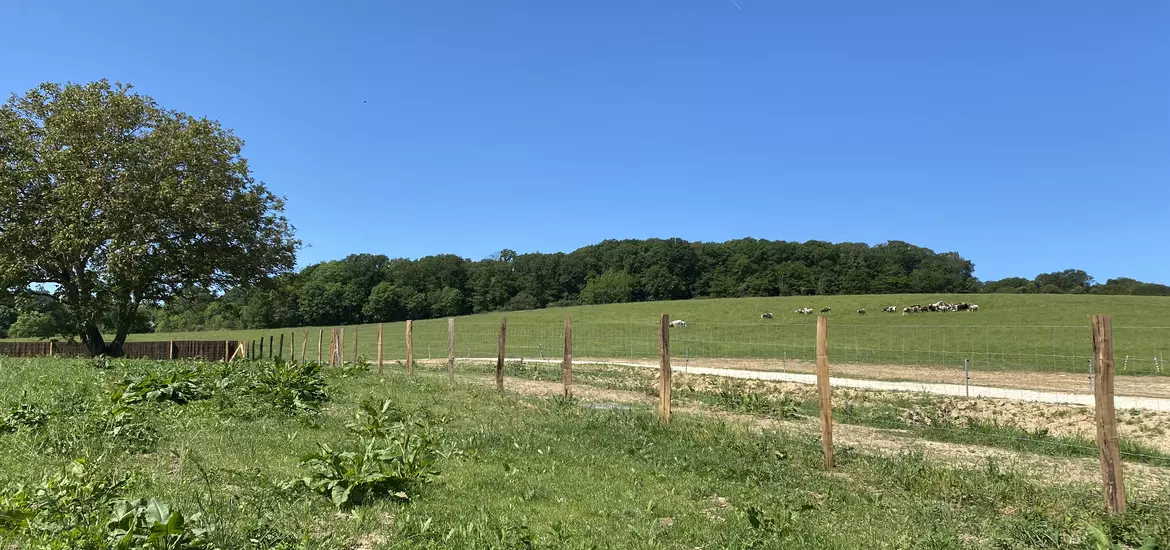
[[117, 293, 1170, 375]]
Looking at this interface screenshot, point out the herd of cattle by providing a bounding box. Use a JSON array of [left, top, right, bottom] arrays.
[[668, 301, 980, 328]]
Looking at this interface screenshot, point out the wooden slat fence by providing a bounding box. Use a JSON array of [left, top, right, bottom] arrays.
[[0, 341, 238, 360]]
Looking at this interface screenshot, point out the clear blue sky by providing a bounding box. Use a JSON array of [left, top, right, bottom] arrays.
[[4, 1, 1167, 284]]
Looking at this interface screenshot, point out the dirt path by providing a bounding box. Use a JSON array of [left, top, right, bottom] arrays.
[[470, 373, 1170, 493]]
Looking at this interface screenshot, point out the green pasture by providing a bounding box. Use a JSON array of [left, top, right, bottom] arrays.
[[116, 294, 1170, 375]]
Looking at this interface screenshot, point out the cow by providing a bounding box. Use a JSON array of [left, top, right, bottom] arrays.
[[669, 319, 687, 328], [820, 307, 832, 314], [856, 309, 866, 315], [794, 308, 814, 315], [969, 304, 979, 312], [761, 312, 774, 319], [882, 306, 897, 313]]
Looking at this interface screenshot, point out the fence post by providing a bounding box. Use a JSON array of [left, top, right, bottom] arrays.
[[317, 329, 324, 364], [377, 324, 384, 374], [563, 317, 573, 398], [964, 358, 970, 397], [268, 336, 274, 359], [497, 317, 507, 393], [816, 315, 834, 469], [224, 340, 230, 362], [447, 318, 455, 380], [406, 320, 414, 375], [301, 330, 308, 364], [278, 334, 284, 360], [1090, 315, 1126, 514], [289, 333, 295, 362], [48, 341, 54, 357], [659, 314, 671, 424], [339, 328, 345, 364], [251, 340, 256, 360], [328, 329, 336, 366], [353, 326, 359, 363], [259, 337, 265, 360]]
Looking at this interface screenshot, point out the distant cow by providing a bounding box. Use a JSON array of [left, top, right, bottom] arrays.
[[761, 312, 774, 319], [669, 319, 687, 328], [882, 306, 897, 313], [794, 308, 814, 315], [820, 307, 832, 314], [856, 309, 866, 315], [969, 304, 979, 312]]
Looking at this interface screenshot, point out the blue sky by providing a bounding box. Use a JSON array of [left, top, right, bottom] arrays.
[[3, 1, 1167, 284]]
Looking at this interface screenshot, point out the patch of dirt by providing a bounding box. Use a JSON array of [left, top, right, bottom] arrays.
[[459, 371, 1170, 492]]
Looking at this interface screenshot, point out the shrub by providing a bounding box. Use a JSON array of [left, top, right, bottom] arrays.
[[247, 360, 329, 413]]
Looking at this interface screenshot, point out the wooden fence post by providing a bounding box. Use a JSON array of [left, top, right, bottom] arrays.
[[1091, 314, 1126, 514], [278, 334, 284, 360], [816, 316, 834, 469], [48, 341, 54, 357], [447, 318, 456, 380], [328, 329, 336, 366], [497, 318, 507, 392], [353, 326, 359, 363], [289, 332, 295, 362], [224, 340, 230, 362], [339, 327, 345, 364], [659, 314, 671, 424], [377, 324, 384, 374], [563, 317, 573, 398], [268, 336, 274, 359], [406, 320, 414, 375], [259, 337, 265, 360], [317, 329, 323, 364], [251, 340, 256, 360], [301, 330, 308, 364]]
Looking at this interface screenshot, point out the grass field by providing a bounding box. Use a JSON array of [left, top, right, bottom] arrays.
[[1, 356, 1167, 548], [113, 294, 1170, 376]]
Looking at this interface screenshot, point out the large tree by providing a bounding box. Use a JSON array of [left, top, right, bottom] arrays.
[[0, 80, 298, 355]]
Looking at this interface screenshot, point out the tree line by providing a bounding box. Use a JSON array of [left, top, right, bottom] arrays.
[[4, 237, 1163, 339]]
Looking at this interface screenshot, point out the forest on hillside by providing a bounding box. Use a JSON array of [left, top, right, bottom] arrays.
[[2, 237, 1166, 338]]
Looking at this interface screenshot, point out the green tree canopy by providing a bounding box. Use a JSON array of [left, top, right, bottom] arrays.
[[0, 80, 298, 355]]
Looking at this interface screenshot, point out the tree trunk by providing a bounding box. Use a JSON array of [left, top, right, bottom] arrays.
[[83, 322, 108, 356]]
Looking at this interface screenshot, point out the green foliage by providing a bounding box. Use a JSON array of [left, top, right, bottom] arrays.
[[345, 398, 405, 438], [0, 79, 298, 355], [114, 366, 210, 405], [291, 430, 442, 508], [247, 360, 329, 414], [0, 460, 206, 549], [0, 402, 50, 432], [580, 270, 637, 305], [6, 310, 61, 340]]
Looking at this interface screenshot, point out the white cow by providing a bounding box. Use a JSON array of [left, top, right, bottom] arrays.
[[669, 319, 688, 328], [882, 306, 897, 313], [969, 304, 979, 312]]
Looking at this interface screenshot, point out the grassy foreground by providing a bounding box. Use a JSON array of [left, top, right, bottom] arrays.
[[120, 294, 1170, 375], [0, 357, 1167, 548]]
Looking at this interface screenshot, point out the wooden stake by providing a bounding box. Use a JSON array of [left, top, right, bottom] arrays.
[[497, 317, 507, 392], [377, 324, 384, 374], [268, 336, 274, 359], [659, 314, 671, 424], [224, 340, 230, 362], [317, 329, 324, 364], [1091, 314, 1126, 514], [259, 337, 264, 360], [289, 333, 295, 362], [278, 333, 284, 360], [168, 341, 175, 360], [563, 317, 573, 398], [447, 318, 455, 380], [816, 316, 834, 469], [353, 326, 359, 363], [328, 329, 336, 366], [301, 330, 308, 364], [406, 320, 414, 375], [339, 327, 345, 364]]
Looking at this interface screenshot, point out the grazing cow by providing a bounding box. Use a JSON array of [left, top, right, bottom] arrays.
[[794, 308, 814, 315], [669, 319, 687, 328], [969, 304, 979, 312], [882, 306, 897, 313], [820, 307, 832, 314], [856, 309, 866, 315], [761, 312, 774, 319]]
